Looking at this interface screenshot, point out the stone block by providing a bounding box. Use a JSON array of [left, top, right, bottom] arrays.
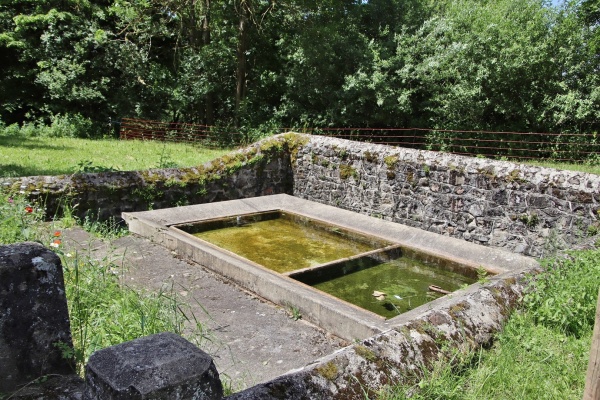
[[84, 332, 223, 400], [0, 242, 75, 392]]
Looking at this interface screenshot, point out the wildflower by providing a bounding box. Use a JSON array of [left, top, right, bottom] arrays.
[[25, 206, 33, 213], [65, 253, 73, 258], [50, 239, 61, 248], [54, 231, 61, 237], [8, 198, 13, 203]]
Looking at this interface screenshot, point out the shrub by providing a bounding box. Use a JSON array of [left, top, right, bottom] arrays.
[[523, 249, 600, 337], [0, 114, 96, 138]]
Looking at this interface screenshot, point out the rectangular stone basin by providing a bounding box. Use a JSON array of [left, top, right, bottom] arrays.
[[174, 210, 392, 273], [123, 194, 538, 341], [287, 248, 477, 319]]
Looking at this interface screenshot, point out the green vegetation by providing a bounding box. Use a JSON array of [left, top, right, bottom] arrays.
[[380, 248, 600, 399], [0, 191, 206, 375], [340, 164, 359, 180], [522, 160, 600, 176], [1, 0, 598, 147], [63, 250, 205, 375], [0, 134, 230, 177]]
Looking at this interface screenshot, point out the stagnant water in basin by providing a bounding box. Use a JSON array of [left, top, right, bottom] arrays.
[[192, 217, 379, 273], [309, 259, 476, 319]]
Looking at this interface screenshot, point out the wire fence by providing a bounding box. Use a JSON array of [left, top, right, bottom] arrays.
[[120, 118, 600, 163], [119, 118, 248, 148]]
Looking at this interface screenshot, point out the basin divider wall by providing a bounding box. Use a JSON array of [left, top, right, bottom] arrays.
[[285, 245, 403, 283], [168, 227, 388, 341]]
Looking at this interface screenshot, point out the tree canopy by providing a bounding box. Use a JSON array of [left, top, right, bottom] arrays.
[[1, 0, 598, 136]]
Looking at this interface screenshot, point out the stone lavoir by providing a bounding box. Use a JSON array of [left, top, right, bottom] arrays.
[[1, 133, 598, 398], [3, 133, 598, 257]]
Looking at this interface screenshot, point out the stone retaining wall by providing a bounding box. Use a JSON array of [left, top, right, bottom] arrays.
[[293, 136, 600, 257], [2, 133, 598, 258], [0, 136, 296, 221]]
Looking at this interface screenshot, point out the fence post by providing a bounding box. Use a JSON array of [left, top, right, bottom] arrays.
[[584, 288, 600, 400]]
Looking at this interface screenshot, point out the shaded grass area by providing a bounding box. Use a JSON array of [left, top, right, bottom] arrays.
[[380, 249, 600, 400], [0, 135, 231, 177], [0, 192, 206, 376]]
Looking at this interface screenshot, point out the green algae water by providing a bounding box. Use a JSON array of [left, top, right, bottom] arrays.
[[310, 258, 476, 319], [192, 217, 379, 273]]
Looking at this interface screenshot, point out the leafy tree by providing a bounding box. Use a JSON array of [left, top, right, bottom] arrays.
[[0, 0, 597, 141], [544, 0, 600, 134], [0, 1, 121, 130]]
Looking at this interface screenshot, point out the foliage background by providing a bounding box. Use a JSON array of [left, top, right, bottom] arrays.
[[1, 0, 598, 138]]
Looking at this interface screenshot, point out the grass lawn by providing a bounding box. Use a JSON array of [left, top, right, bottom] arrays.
[[1, 133, 598, 178], [379, 249, 600, 400], [0, 135, 232, 177], [522, 160, 600, 176]]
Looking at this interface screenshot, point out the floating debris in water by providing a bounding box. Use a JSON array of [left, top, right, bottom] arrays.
[[428, 285, 451, 295], [372, 290, 386, 301]]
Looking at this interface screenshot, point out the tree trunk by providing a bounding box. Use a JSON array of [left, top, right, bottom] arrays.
[[235, 0, 250, 128], [584, 288, 600, 400], [202, 0, 214, 126]]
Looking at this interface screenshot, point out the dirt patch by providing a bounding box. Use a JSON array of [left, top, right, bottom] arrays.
[[60, 228, 346, 391]]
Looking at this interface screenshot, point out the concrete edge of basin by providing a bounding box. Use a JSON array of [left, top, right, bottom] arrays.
[[123, 195, 542, 398], [225, 264, 540, 399], [123, 195, 540, 342], [124, 207, 389, 341]]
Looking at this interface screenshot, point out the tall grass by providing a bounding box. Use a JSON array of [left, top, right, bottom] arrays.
[[0, 191, 207, 375], [62, 250, 206, 374], [380, 249, 600, 399]]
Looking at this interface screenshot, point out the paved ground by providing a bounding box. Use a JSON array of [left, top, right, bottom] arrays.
[[60, 228, 347, 392]]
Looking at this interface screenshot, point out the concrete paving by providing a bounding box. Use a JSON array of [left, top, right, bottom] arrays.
[[60, 227, 347, 392]]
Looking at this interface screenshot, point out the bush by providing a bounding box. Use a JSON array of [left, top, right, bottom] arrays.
[[523, 249, 600, 337], [0, 114, 96, 138], [48, 114, 95, 138]]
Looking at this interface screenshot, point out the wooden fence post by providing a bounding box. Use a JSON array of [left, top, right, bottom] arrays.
[[584, 288, 600, 400]]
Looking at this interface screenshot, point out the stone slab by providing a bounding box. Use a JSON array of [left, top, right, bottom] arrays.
[[84, 332, 223, 400], [0, 242, 74, 392]]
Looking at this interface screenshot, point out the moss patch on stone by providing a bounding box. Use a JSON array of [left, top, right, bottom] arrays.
[[315, 361, 338, 381], [339, 164, 359, 180]]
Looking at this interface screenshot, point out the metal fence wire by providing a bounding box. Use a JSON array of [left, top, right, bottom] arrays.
[[120, 118, 600, 163]]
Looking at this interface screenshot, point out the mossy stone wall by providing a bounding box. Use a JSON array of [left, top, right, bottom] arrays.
[[0, 136, 295, 221], [293, 136, 600, 257], [2, 133, 598, 258]]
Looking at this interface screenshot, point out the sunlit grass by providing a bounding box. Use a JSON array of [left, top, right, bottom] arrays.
[[379, 249, 600, 400], [521, 159, 600, 176], [0, 135, 232, 177]]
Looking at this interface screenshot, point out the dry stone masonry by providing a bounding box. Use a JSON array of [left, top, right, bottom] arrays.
[[293, 136, 600, 257], [2, 133, 597, 258], [0, 137, 294, 222]]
